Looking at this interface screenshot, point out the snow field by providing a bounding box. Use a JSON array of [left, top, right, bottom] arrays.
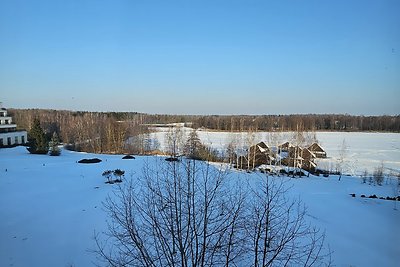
[[0, 146, 399, 266]]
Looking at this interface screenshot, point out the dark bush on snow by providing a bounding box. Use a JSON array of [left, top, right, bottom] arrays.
[[361, 195, 366, 198], [369, 194, 377, 199], [122, 155, 135, 159], [350, 193, 356, 197], [165, 157, 179, 162], [279, 169, 288, 175], [105, 179, 123, 184], [78, 158, 102, 164], [288, 170, 305, 177]]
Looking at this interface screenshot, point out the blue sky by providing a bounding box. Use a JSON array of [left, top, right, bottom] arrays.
[[0, 0, 399, 115]]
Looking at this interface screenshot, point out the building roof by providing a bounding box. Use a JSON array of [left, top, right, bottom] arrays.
[[308, 143, 325, 153]]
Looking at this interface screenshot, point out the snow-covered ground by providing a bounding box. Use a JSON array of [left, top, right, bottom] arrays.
[[0, 146, 399, 266], [149, 128, 400, 175]]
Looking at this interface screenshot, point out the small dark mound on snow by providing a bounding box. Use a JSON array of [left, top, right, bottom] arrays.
[[105, 179, 123, 184], [279, 169, 288, 175], [165, 157, 179, 162], [122, 155, 135, 159], [78, 158, 102, 164]]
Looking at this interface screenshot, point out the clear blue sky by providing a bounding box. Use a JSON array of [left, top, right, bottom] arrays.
[[0, 0, 399, 115]]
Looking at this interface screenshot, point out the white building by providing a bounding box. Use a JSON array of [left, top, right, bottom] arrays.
[[0, 104, 27, 147]]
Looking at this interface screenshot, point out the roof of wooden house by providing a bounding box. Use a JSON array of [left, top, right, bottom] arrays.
[[308, 143, 325, 153], [250, 142, 270, 154]]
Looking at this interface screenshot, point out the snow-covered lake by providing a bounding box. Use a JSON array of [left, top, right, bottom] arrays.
[[0, 146, 399, 266], [150, 128, 400, 175]]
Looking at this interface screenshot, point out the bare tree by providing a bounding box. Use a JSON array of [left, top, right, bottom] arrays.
[[269, 131, 283, 173], [166, 126, 185, 158], [361, 169, 368, 184], [94, 160, 332, 266], [247, 176, 331, 266], [246, 126, 256, 170], [94, 158, 246, 266], [225, 139, 238, 167], [373, 162, 384, 186], [336, 139, 348, 180]]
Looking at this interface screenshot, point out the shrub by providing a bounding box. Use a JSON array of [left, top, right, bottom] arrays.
[[165, 157, 179, 162], [103, 169, 125, 184], [78, 158, 102, 164], [122, 155, 135, 159], [373, 164, 384, 186]]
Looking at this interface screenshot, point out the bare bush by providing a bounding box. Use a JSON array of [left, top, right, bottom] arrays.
[[373, 164, 384, 186], [361, 169, 368, 184]]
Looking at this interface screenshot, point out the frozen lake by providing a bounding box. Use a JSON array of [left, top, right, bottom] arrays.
[[150, 128, 400, 175]]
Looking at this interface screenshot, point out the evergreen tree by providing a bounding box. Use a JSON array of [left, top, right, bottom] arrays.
[[183, 130, 203, 160], [27, 118, 49, 154], [49, 132, 61, 156]]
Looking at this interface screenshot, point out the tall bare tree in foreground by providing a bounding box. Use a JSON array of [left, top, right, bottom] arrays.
[[95, 159, 246, 266], [94, 159, 331, 266], [247, 176, 330, 266]]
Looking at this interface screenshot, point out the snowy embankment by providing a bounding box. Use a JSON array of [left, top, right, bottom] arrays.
[[0, 146, 399, 266]]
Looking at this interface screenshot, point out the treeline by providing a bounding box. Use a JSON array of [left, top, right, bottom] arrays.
[[146, 114, 400, 132], [8, 109, 400, 155], [9, 109, 150, 154]]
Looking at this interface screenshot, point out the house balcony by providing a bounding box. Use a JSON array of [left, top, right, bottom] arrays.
[[0, 124, 18, 133]]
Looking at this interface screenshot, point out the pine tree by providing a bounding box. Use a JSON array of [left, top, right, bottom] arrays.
[[49, 132, 61, 156], [27, 118, 49, 154], [184, 130, 202, 159]]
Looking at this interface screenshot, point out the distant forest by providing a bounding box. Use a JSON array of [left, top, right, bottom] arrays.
[[147, 113, 400, 132], [8, 109, 399, 154], [10, 109, 400, 133]]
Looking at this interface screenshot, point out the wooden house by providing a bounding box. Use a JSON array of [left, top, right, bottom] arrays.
[[278, 141, 293, 152], [235, 141, 275, 170], [283, 146, 317, 172], [301, 148, 317, 171], [308, 143, 327, 158]]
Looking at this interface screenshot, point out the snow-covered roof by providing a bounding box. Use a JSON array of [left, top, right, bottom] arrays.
[[257, 145, 268, 153]]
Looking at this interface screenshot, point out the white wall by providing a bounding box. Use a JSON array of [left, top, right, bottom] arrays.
[[0, 131, 27, 146]]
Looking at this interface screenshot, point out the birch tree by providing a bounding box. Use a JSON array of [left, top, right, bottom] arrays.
[[336, 139, 348, 180]]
